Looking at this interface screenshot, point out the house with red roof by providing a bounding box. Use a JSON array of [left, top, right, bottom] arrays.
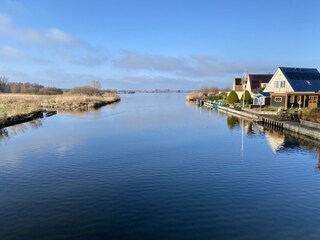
[[232, 74, 273, 99]]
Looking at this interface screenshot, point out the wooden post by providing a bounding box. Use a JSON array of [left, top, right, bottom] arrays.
[[284, 95, 288, 110]]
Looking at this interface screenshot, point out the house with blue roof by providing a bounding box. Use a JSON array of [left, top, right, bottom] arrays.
[[263, 67, 320, 109]]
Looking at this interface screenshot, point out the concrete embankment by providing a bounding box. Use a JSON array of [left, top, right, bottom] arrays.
[[217, 105, 320, 141], [217, 106, 259, 121]]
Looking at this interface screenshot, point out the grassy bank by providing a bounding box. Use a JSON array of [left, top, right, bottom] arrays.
[[0, 93, 120, 117]]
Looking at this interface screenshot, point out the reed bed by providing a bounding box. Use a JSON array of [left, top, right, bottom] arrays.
[[186, 92, 204, 101], [0, 93, 120, 117]]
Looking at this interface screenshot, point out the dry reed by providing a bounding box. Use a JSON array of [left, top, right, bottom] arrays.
[[0, 93, 120, 117]]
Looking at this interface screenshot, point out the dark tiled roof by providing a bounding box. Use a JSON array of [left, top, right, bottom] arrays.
[[260, 92, 270, 97], [280, 67, 320, 92], [248, 74, 273, 91]]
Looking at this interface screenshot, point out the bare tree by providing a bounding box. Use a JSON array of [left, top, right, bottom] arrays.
[[0, 76, 8, 93], [91, 80, 101, 90]]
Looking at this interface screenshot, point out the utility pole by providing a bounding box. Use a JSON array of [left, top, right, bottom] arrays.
[[242, 70, 248, 108]]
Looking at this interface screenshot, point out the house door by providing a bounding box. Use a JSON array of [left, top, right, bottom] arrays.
[[308, 96, 318, 109]]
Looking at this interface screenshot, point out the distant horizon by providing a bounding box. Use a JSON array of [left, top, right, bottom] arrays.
[[1, 0, 320, 90]]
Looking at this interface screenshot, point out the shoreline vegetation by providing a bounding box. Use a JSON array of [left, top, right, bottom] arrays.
[[186, 87, 230, 102], [0, 93, 120, 128], [0, 78, 121, 128]]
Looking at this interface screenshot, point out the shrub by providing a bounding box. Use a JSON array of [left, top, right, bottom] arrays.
[[38, 87, 63, 95], [301, 108, 320, 123], [227, 91, 239, 104], [207, 92, 228, 102], [240, 90, 252, 104], [68, 86, 101, 96], [186, 92, 203, 101]]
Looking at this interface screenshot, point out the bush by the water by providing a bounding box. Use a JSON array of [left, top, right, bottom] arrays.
[[38, 87, 63, 95], [240, 90, 252, 104], [68, 86, 101, 96], [301, 108, 320, 123], [227, 91, 239, 104], [207, 92, 228, 101], [186, 92, 203, 101]]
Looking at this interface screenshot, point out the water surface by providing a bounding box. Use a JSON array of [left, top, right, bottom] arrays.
[[1, 94, 320, 240]]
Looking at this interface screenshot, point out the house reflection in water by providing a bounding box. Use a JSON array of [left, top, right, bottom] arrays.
[[226, 115, 320, 170], [265, 130, 286, 153]]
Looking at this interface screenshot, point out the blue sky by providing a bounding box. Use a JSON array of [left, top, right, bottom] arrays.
[[0, 0, 320, 90]]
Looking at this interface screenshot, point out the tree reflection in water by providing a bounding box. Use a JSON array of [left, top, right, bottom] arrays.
[[226, 116, 239, 129], [0, 118, 43, 144], [29, 119, 43, 129], [0, 128, 9, 143]]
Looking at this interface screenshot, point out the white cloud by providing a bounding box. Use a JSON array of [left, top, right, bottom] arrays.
[[0, 45, 52, 64], [0, 13, 11, 31], [0, 13, 91, 49], [114, 49, 273, 77], [0, 46, 25, 59], [114, 49, 188, 72], [60, 51, 108, 67], [0, 13, 110, 67]]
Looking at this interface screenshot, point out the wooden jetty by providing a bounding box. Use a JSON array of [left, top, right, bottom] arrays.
[[259, 117, 284, 131], [196, 99, 204, 106]]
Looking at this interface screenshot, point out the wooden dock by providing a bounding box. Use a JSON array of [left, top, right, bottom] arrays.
[[259, 117, 284, 131]]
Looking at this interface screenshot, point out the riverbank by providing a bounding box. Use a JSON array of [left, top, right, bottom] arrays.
[[217, 105, 320, 141], [0, 93, 120, 128]]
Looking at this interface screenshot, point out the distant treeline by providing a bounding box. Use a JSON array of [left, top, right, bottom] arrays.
[[4, 82, 62, 95], [0, 76, 63, 95]]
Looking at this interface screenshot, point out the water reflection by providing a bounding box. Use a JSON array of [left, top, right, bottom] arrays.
[[0, 119, 43, 144], [58, 102, 120, 119], [0, 128, 9, 143], [3, 94, 320, 239], [226, 116, 240, 129], [224, 113, 320, 169]]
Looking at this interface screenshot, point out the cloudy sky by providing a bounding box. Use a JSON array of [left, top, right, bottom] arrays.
[[0, 0, 319, 90]]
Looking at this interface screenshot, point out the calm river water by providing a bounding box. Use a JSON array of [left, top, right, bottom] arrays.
[[1, 94, 320, 240]]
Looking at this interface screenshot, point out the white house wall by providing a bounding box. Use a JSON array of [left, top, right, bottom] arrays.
[[245, 77, 252, 94], [263, 68, 294, 93]]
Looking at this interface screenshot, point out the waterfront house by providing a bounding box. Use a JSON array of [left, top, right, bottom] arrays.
[[263, 67, 320, 109], [232, 74, 273, 99], [233, 77, 244, 99]]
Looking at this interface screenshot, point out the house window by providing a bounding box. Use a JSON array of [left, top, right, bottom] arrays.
[[290, 96, 295, 103], [275, 97, 283, 102], [274, 81, 279, 88], [309, 96, 318, 103], [280, 81, 286, 88]]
